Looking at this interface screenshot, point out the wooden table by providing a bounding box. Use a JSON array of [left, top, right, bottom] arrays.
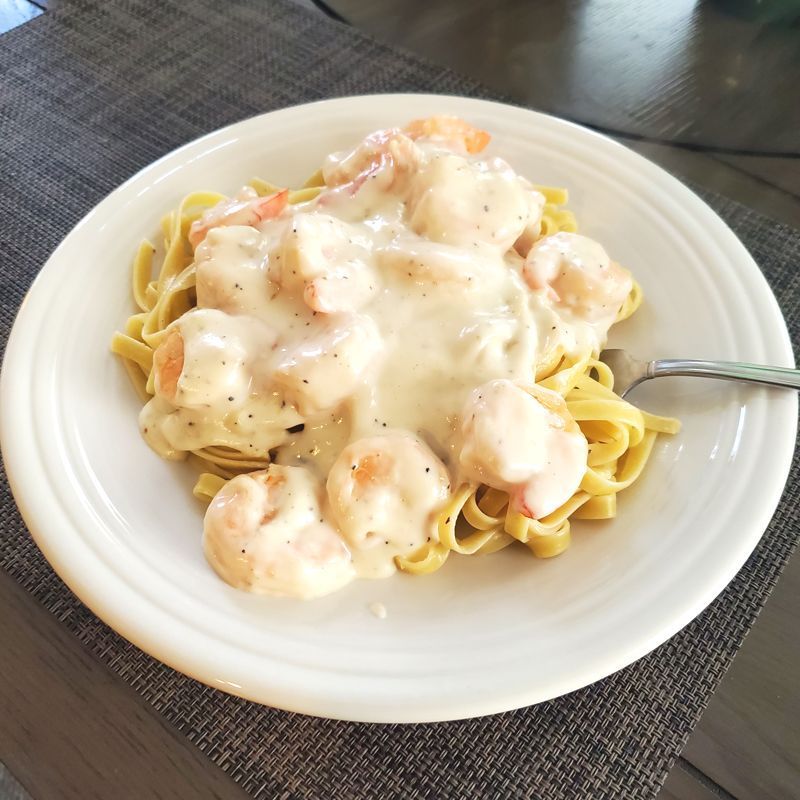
[[1, 1, 798, 798]]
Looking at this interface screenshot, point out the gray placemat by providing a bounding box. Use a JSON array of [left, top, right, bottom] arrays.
[[1, 1, 798, 798]]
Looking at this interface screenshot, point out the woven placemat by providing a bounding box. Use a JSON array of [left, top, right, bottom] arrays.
[[1, 1, 798, 798]]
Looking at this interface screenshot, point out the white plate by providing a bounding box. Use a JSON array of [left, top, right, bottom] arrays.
[[1, 95, 795, 723]]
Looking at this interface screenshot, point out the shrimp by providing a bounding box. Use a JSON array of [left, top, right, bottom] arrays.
[[280, 213, 377, 313], [203, 466, 355, 598], [273, 314, 382, 415], [408, 153, 531, 250], [322, 129, 421, 189], [152, 327, 184, 401], [459, 379, 588, 520], [152, 308, 271, 409], [326, 433, 451, 576], [377, 234, 488, 287], [511, 183, 547, 257], [522, 232, 633, 327], [194, 225, 273, 314], [404, 115, 491, 154], [188, 187, 288, 249]]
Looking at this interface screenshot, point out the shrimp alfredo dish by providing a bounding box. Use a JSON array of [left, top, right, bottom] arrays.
[[112, 116, 679, 599]]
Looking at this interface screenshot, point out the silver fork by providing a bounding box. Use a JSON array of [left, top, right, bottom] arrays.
[[599, 349, 800, 399]]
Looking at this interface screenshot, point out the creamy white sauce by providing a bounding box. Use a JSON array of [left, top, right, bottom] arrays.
[[369, 601, 388, 619], [141, 124, 628, 598]]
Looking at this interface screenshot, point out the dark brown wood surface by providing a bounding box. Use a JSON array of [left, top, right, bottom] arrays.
[[328, 0, 800, 154], [659, 761, 724, 800], [1, 1, 798, 799], [0, 571, 248, 800]]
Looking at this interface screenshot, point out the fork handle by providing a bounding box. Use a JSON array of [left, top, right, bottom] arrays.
[[651, 359, 800, 390]]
